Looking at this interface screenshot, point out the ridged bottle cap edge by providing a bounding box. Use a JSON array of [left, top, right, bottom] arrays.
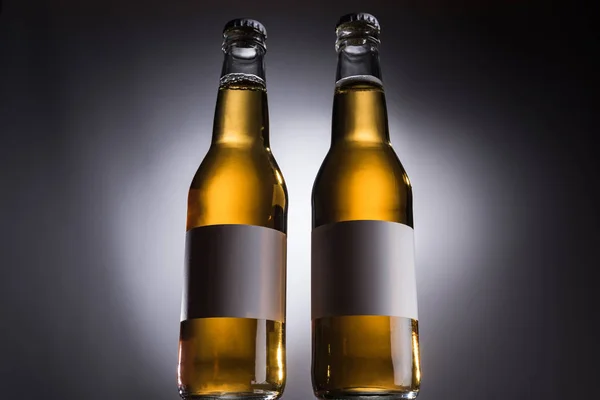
[[223, 18, 267, 38], [336, 12, 380, 32]]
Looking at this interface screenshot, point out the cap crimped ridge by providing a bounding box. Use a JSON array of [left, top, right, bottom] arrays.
[[223, 18, 267, 38], [336, 12, 380, 32]]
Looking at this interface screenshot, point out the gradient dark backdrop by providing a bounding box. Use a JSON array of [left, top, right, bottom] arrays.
[[1, 1, 597, 399]]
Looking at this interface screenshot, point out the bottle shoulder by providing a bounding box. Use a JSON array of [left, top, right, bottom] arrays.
[[312, 142, 413, 227], [190, 144, 286, 190], [313, 142, 410, 191], [186, 143, 288, 231]]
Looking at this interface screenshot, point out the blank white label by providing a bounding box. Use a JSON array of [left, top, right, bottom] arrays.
[[181, 224, 286, 322], [311, 220, 418, 320]]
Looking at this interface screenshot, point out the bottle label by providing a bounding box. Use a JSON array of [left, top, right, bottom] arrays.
[[311, 220, 418, 321], [181, 224, 286, 322]]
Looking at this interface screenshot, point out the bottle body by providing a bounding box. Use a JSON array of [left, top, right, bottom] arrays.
[[311, 16, 421, 399], [178, 20, 287, 400]]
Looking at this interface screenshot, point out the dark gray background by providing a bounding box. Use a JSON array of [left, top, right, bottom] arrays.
[[1, 1, 597, 399]]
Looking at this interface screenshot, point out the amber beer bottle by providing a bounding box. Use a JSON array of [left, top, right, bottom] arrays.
[[178, 18, 287, 400], [311, 13, 421, 399]]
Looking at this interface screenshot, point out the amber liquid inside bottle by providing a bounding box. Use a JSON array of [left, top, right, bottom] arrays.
[[178, 79, 287, 399], [312, 78, 421, 399]]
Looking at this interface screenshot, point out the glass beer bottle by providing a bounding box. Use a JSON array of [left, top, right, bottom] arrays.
[[311, 13, 421, 399], [178, 18, 287, 400]]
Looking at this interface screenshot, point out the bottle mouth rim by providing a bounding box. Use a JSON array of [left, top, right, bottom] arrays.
[[222, 18, 267, 52], [335, 30, 381, 53], [335, 13, 381, 50], [221, 35, 267, 54]]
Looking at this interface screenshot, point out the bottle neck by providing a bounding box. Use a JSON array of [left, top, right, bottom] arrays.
[[332, 40, 389, 145], [221, 36, 266, 82], [336, 38, 382, 83], [212, 38, 269, 147]]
